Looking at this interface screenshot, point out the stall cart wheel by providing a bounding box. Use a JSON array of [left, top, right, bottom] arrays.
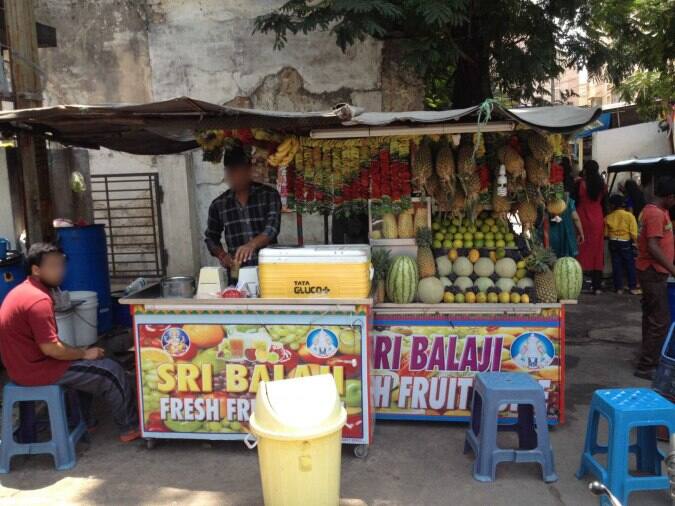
[[145, 438, 157, 450], [353, 444, 369, 458]]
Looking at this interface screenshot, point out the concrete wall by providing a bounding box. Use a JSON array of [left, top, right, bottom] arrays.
[[33, 0, 421, 270], [592, 121, 672, 174], [0, 151, 17, 245]]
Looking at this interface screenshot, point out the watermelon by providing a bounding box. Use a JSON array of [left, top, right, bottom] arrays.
[[386, 256, 418, 303], [554, 257, 582, 300]]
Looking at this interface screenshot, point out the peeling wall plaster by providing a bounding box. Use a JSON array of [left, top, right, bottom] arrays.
[[34, 0, 422, 272]]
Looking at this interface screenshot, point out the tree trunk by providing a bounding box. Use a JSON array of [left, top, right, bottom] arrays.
[[451, 26, 492, 108]]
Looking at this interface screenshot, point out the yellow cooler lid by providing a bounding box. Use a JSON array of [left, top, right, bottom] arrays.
[[259, 245, 370, 264], [249, 374, 346, 440]]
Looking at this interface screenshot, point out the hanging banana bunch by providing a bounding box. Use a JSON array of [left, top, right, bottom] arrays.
[[267, 136, 300, 167]]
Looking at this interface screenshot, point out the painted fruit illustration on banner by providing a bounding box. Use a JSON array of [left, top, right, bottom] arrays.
[[137, 323, 364, 438], [372, 318, 562, 422]]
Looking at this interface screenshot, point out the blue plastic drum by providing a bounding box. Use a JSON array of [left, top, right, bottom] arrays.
[[58, 225, 112, 333], [0, 253, 26, 305]]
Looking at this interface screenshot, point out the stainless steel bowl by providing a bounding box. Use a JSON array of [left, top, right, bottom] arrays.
[[161, 276, 195, 298]]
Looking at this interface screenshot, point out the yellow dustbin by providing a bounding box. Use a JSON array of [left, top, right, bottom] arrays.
[[248, 374, 347, 506]]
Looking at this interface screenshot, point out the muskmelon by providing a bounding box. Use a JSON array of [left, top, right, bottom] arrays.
[[474, 257, 495, 277], [453, 257, 473, 277], [418, 277, 445, 304], [436, 256, 453, 277], [496, 277, 515, 294], [495, 258, 517, 278], [386, 256, 418, 303], [554, 257, 582, 300], [475, 277, 495, 293], [454, 276, 474, 292], [516, 277, 535, 289]]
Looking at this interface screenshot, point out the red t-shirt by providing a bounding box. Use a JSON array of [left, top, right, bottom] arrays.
[[637, 203, 674, 274], [0, 278, 71, 385]]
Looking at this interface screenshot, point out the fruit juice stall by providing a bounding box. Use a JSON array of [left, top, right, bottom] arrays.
[[0, 98, 600, 444], [122, 253, 375, 456], [274, 103, 600, 427]]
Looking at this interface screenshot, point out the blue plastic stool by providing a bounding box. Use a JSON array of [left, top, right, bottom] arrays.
[[576, 388, 675, 506], [464, 372, 558, 483], [0, 382, 86, 472]]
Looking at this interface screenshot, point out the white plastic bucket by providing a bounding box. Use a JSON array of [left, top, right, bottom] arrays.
[[70, 290, 98, 346], [55, 309, 76, 346]]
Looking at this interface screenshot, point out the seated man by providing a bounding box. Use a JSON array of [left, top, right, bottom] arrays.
[[0, 243, 139, 442]]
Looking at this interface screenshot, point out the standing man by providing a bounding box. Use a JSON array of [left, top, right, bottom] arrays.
[[0, 243, 140, 441], [205, 140, 282, 271], [634, 176, 675, 380]]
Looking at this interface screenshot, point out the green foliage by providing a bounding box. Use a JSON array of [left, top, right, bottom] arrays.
[[255, 0, 674, 112], [572, 0, 674, 119], [255, 0, 575, 107], [371, 248, 392, 281]]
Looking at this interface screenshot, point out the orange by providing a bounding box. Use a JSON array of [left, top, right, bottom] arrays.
[[183, 324, 225, 348]]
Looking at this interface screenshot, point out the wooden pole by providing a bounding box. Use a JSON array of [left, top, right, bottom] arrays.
[[5, 0, 52, 243]]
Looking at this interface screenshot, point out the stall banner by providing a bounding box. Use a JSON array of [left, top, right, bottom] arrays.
[[135, 313, 369, 444], [373, 315, 563, 423]]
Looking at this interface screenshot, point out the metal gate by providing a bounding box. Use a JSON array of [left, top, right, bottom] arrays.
[[91, 173, 166, 280]]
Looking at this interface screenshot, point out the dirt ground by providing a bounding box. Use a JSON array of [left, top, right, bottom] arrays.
[[0, 292, 672, 505]]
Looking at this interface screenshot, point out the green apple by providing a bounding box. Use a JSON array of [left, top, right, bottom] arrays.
[[163, 418, 204, 433], [435, 232, 444, 241], [339, 329, 359, 354], [442, 239, 453, 248], [192, 349, 227, 374], [432, 222, 440, 231], [474, 231, 484, 240], [345, 379, 362, 408], [433, 240, 442, 249]]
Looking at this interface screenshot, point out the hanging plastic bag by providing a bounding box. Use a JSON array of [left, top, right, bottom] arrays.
[[70, 171, 86, 193]]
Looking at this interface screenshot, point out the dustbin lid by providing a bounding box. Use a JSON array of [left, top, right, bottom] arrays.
[[249, 374, 347, 441]]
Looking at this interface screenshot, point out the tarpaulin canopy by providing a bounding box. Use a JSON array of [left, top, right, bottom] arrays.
[[0, 96, 601, 155], [347, 104, 601, 133], [608, 154, 675, 173]]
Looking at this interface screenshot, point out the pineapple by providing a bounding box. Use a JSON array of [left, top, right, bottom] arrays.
[[414, 138, 433, 189], [371, 248, 392, 303], [518, 201, 538, 230], [397, 212, 414, 239], [492, 190, 511, 214], [435, 138, 456, 193], [526, 245, 558, 303], [425, 172, 451, 212], [382, 213, 398, 239], [450, 189, 467, 215], [456, 143, 475, 175], [414, 205, 428, 233], [416, 227, 436, 278], [525, 156, 549, 187], [526, 131, 553, 162], [503, 146, 525, 179]]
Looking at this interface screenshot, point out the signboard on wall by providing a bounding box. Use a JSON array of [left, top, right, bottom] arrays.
[[372, 311, 564, 423]]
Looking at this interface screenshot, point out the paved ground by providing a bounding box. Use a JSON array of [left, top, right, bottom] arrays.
[[0, 292, 672, 505]]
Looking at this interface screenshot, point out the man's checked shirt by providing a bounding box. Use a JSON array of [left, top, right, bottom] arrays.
[[204, 182, 281, 266]]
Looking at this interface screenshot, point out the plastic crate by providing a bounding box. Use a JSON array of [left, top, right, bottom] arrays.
[[669, 280, 675, 324], [653, 323, 675, 399]]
